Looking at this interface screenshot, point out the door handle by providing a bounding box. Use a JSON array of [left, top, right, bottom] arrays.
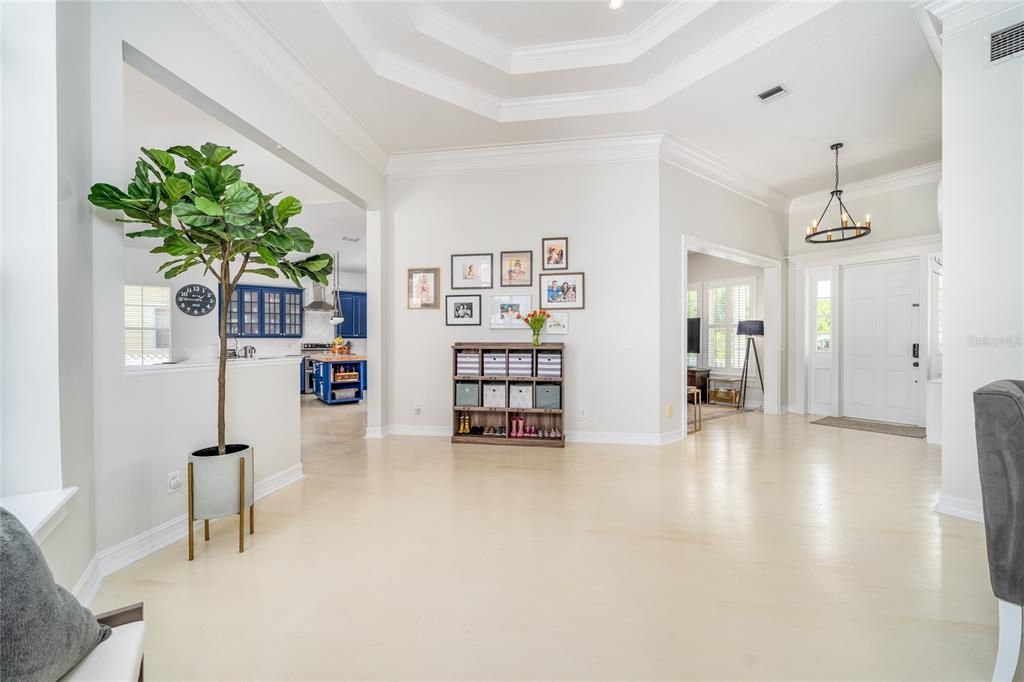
[[912, 343, 920, 358]]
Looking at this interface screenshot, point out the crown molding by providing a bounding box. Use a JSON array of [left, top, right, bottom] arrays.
[[387, 134, 665, 176], [661, 137, 789, 211], [186, 1, 389, 172], [789, 161, 942, 213], [414, 1, 720, 75], [326, 0, 839, 123], [912, 2, 944, 69], [920, 0, 982, 21], [387, 133, 789, 213]]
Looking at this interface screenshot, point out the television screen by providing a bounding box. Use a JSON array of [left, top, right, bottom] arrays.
[[687, 318, 700, 354]]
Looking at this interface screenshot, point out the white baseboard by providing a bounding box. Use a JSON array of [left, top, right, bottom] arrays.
[[78, 463, 305, 605], [364, 425, 385, 439], [659, 429, 683, 445], [72, 555, 102, 607], [934, 494, 984, 523]]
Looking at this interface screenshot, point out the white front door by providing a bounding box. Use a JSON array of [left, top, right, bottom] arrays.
[[841, 259, 922, 425]]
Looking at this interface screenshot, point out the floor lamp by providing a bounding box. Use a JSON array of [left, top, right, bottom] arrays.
[[737, 320, 764, 410]]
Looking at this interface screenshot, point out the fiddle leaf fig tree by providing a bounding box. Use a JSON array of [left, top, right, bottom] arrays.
[[89, 143, 333, 455]]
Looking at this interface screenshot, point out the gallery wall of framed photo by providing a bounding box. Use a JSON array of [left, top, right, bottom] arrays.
[[404, 237, 584, 331]]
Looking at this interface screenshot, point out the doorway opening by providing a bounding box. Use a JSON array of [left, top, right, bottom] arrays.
[[681, 237, 782, 436]]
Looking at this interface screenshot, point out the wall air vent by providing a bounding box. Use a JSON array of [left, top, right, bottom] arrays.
[[756, 84, 789, 104], [991, 20, 1024, 63]]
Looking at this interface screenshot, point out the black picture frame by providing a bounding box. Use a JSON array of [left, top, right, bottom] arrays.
[[446, 294, 482, 326], [541, 237, 569, 270], [451, 253, 493, 289]]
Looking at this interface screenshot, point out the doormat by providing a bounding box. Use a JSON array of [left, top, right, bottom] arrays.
[[811, 416, 926, 439]]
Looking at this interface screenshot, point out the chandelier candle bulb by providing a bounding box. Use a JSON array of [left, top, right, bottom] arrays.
[[865, 214, 872, 227]]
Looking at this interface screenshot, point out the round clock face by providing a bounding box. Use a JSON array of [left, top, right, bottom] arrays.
[[176, 284, 217, 317]]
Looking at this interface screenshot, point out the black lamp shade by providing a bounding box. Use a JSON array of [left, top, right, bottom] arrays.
[[737, 320, 764, 337]]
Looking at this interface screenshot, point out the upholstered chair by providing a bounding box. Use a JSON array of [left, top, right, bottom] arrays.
[[974, 380, 1024, 682]]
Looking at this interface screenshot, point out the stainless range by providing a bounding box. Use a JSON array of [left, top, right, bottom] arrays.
[[301, 343, 333, 394]]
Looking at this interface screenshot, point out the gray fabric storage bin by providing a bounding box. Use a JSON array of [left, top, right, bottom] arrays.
[[537, 351, 562, 377], [483, 352, 507, 376], [455, 382, 480, 406], [508, 351, 533, 377], [509, 383, 533, 409], [456, 351, 481, 375], [536, 384, 561, 410], [483, 383, 506, 408]]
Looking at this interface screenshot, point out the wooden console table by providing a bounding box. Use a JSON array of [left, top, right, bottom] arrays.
[[687, 368, 710, 403]]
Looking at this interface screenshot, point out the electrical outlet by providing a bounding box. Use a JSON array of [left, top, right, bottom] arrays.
[[414, 406, 421, 415], [579, 407, 586, 418], [666, 404, 673, 418], [167, 470, 182, 494]]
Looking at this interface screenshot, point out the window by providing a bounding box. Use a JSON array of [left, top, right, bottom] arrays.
[[124, 284, 171, 366], [815, 279, 832, 352], [705, 278, 753, 371], [687, 286, 699, 367]]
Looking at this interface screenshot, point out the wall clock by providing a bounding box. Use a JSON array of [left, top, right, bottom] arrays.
[[176, 284, 217, 316]]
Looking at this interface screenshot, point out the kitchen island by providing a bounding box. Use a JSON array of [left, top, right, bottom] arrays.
[[309, 354, 368, 405]]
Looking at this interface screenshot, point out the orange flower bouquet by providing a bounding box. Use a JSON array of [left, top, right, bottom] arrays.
[[516, 309, 551, 347]]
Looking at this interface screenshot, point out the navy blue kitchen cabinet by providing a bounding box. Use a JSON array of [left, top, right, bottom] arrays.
[[220, 284, 304, 338], [335, 291, 367, 339]]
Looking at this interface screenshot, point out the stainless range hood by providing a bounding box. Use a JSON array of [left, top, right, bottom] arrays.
[[304, 285, 334, 312]]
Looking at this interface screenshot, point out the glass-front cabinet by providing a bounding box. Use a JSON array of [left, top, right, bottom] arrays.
[[220, 284, 304, 338]]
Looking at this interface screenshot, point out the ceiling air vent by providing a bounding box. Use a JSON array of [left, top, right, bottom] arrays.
[[342, 236, 360, 242], [991, 20, 1024, 63], [756, 84, 789, 104]]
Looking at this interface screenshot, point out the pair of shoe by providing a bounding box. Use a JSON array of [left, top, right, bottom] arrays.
[[457, 415, 470, 434], [496, 426, 506, 436], [485, 426, 496, 435], [549, 428, 562, 439]]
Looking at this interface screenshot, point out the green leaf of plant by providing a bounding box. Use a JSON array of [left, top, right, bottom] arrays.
[[194, 196, 224, 216], [201, 143, 237, 164], [275, 196, 302, 223], [223, 181, 259, 225], [299, 254, 331, 272], [221, 165, 241, 185], [162, 176, 191, 203], [255, 245, 279, 267], [126, 226, 176, 239], [167, 145, 204, 166], [193, 166, 226, 201], [245, 267, 279, 279], [261, 231, 294, 253], [88, 183, 130, 210], [173, 201, 217, 227], [142, 147, 175, 175], [283, 227, 314, 253]]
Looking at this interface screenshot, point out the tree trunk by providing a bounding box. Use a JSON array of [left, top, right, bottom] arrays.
[[218, 258, 231, 456]]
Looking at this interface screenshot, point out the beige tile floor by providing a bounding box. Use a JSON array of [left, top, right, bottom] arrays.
[[94, 397, 1000, 680]]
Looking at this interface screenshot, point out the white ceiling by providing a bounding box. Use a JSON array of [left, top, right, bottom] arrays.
[[207, 1, 941, 200], [123, 64, 366, 268]]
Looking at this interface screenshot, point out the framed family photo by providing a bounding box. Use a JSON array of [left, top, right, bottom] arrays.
[[541, 237, 568, 270], [407, 267, 440, 309], [490, 295, 531, 329], [499, 250, 532, 287], [539, 272, 585, 309], [446, 295, 482, 326], [451, 253, 493, 289]]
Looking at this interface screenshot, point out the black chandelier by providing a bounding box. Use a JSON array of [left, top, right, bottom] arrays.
[[805, 143, 871, 244]]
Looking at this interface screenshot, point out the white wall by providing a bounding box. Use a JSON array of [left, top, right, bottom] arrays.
[[659, 162, 788, 437], [1, 1, 63, 497], [387, 160, 662, 439], [939, 3, 1024, 514], [788, 179, 940, 256]]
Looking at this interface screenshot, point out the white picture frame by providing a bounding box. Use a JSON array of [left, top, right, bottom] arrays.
[[490, 295, 531, 329], [546, 312, 568, 335], [451, 253, 493, 289]]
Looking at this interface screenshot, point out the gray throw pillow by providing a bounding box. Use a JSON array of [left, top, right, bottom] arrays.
[[1, 507, 110, 681]]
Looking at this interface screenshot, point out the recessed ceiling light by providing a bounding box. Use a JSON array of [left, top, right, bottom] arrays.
[[609, 0, 625, 10]]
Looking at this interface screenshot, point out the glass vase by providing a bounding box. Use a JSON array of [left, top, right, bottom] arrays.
[[531, 328, 542, 347]]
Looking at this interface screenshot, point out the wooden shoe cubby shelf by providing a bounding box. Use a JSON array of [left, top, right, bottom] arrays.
[[452, 342, 565, 448]]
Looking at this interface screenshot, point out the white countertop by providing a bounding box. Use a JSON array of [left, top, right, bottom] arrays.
[[126, 355, 302, 376]]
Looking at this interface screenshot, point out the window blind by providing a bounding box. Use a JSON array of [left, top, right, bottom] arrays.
[[124, 284, 171, 366], [705, 278, 753, 371]]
